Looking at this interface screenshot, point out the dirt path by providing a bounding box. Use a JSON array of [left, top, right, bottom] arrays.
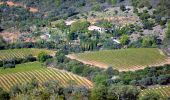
[[66, 54, 170, 72], [66, 54, 108, 69]]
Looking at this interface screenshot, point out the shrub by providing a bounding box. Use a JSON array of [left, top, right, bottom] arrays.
[[120, 5, 126, 11], [0, 61, 3, 67], [120, 35, 129, 45], [0, 88, 10, 100], [166, 20, 170, 38], [38, 52, 50, 63], [25, 55, 37, 62], [92, 4, 101, 11], [157, 75, 170, 85], [3, 64, 15, 69], [142, 20, 154, 30]]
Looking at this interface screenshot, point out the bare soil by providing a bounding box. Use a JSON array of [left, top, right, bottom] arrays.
[[87, 16, 138, 26], [0, 31, 20, 43]]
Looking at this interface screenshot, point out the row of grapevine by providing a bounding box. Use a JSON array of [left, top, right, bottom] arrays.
[[140, 86, 170, 97], [70, 48, 167, 71], [0, 68, 93, 91], [0, 48, 55, 60]]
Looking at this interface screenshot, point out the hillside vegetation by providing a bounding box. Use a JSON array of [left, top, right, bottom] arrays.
[[68, 48, 168, 71], [0, 0, 170, 100]]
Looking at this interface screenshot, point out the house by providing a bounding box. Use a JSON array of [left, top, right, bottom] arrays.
[[88, 25, 104, 33]]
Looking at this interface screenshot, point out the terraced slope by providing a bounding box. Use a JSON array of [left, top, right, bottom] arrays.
[[67, 48, 168, 71], [0, 62, 93, 90], [0, 48, 55, 60], [140, 86, 170, 98]]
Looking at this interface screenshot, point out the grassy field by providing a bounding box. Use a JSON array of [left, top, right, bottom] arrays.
[[0, 62, 93, 90], [140, 86, 170, 98], [0, 62, 43, 75], [0, 48, 55, 60], [68, 48, 168, 71]]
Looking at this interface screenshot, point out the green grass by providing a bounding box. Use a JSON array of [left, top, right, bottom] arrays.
[[0, 62, 93, 90], [0, 48, 55, 60], [72, 48, 167, 71], [0, 62, 43, 75], [140, 86, 170, 98]]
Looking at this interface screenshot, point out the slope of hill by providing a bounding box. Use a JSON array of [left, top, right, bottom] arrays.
[[67, 48, 169, 71], [0, 48, 55, 60], [140, 86, 170, 98], [0, 62, 93, 91]]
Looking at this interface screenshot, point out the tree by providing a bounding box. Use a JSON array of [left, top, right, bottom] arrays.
[[107, 0, 117, 5], [157, 75, 170, 85], [55, 50, 66, 63], [142, 36, 156, 47], [166, 20, 170, 38], [68, 32, 78, 40], [91, 85, 107, 100], [157, 0, 170, 17], [92, 4, 101, 11], [0, 36, 6, 50], [38, 52, 49, 62], [104, 67, 119, 78], [0, 88, 10, 100], [120, 5, 126, 11], [93, 74, 109, 86], [142, 19, 154, 30], [70, 21, 90, 33], [120, 35, 129, 45], [51, 20, 67, 30], [55, 0, 62, 6], [71, 65, 84, 74], [108, 85, 140, 100], [140, 92, 161, 100]]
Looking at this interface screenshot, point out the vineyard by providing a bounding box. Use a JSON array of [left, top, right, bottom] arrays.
[[0, 48, 55, 60], [67, 48, 168, 71], [0, 62, 93, 91], [140, 86, 170, 98]]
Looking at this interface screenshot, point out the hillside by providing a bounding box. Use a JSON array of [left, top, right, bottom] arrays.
[[0, 48, 55, 60], [0, 0, 170, 100], [67, 48, 169, 71], [140, 86, 170, 98], [0, 62, 93, 91]]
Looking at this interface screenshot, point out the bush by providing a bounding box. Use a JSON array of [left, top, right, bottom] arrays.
[[3, 64, 15, 69], [92, 4, 101, 11], [157, 75, 170, 85], [0, 61, 3, 67], [25, 55, 37, 62], [120, 5, 126, 11], [142, 20, 154, 30], [70, 20, 90, 33], [38, 52, 51, 63], [0, 88, 10, 100], [142, 36, 157, 47], [166, 20, 170, 38], [120, 35, 129, 45]]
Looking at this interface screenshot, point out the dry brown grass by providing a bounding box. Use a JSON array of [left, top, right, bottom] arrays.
[[0, 1, 38, 13]]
